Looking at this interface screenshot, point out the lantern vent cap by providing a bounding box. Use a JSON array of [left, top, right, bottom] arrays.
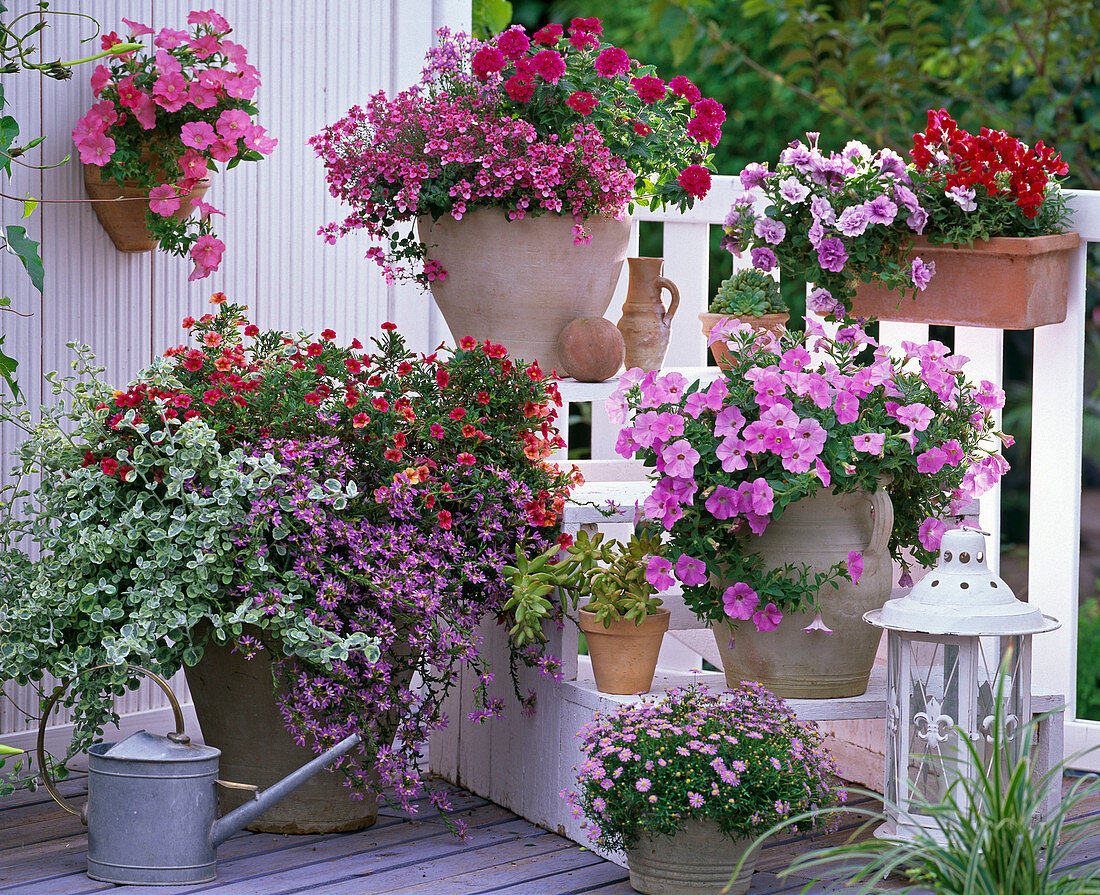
[[864, 526, 1059, 636]]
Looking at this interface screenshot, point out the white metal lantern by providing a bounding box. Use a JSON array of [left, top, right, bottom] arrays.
[[864, 526, 1059, 840]]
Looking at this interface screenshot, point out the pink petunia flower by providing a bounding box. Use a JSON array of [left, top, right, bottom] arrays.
[[148, 184, 181, 216], [675, 554, 708, 587], [722, 583, 758, 620], [752, 602, 783, 632], [847, 551, 864, 584], [645, 556, 675, 591]]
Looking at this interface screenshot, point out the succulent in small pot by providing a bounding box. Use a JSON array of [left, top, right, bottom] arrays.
[[505, 529, 669, 694], [702, 268, 789, 366]]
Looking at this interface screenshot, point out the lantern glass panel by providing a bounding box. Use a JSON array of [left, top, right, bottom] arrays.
[[899, 634, 1027, 822]]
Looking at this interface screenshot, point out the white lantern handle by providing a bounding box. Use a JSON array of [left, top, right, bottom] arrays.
[[866, 486, 894, 556]]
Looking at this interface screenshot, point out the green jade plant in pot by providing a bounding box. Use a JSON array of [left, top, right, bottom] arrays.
[[311, 17, 725, 373], [608, 319, 1009, 698], [506, 528, 669, 695], [0, 297, 578, 836], [701, 268, 788, 367], [74, 10, 277, 277], [565, 682, 845, 895]]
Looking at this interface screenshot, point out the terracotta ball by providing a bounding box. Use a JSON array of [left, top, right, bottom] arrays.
[[555, 317, 626, 382]]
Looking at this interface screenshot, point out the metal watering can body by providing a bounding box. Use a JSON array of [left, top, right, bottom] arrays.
[[40, 665, 361, 886]]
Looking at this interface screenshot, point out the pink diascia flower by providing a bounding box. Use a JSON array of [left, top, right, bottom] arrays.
[[722, 582, 759, 620]]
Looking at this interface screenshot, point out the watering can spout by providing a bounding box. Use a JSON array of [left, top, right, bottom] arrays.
[[210, 733, 362, 847]]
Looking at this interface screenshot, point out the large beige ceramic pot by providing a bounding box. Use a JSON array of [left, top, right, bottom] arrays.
[[417, 208, 631, 375], [711, 485, 894, 698], [184, 638, 378, 834]]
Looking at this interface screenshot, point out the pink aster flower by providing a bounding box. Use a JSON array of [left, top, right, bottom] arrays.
[[752, 602, 783, 632], [722, 583, 759, 620]]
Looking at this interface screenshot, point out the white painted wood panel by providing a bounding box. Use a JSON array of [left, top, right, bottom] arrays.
[[1, 0, 471, 744]]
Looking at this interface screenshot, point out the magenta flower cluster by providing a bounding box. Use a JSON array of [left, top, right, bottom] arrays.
[[73, 10, 276, 279], [725, 133, 931, 320], [608, 319, 1007, 630], [313, 20, 724, 287], [565, 682, 844, 852]]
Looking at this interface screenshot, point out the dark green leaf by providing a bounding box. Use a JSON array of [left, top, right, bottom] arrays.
[[5, 225, 43, 292]]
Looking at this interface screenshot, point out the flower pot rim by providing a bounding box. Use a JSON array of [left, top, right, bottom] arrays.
[[910, 230, 1080, 255], [699, 311, 789, 324], [417, 206, 631, 228], [578, 605, 670, 635]]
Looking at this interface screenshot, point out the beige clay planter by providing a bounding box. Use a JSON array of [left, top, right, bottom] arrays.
[[628, 820, 762, 895], [849, 232, 1080, 329], [579, 606, 670, 695]]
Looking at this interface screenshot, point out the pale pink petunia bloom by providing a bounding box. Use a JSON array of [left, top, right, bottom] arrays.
[[148, 184, 181, 216], [722, 583, 759, 620], [802, 611, 833, 634], [645, 556, 675, 591], [852, 432, 886, 455], [675, 554, 708, 587], [752, 602, 783, 632]]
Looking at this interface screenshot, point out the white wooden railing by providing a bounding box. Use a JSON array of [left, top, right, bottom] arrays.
[[561, 178, 1099, 767]]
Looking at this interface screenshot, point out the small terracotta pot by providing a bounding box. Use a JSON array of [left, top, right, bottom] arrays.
[[579, 606, 670, 695], [699, 311, 789, 368], [83, 163, 212, 253], [849, 232, 1079, 329]]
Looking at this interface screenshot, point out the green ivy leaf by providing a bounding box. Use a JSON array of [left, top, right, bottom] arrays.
[[4, 225, 43, 292]]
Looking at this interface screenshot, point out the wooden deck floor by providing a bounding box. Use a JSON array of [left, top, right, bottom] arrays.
[[4, 771, 1100, 894]]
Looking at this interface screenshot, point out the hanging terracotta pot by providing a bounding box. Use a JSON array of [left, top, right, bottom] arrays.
[[698, 311, 789, 369], [616, 257, 680, 372], [710, 485, 894, 699], [417, 209, 631, 374], [184, 638, 378, 835], [849, 232, 1079, 329], [83, 163, 212, 253], [627, 820, 763, 895], [578, 606, 670, 695]]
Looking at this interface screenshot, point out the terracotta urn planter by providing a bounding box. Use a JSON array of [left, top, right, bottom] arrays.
[[417, 209, 631, 374], [699, 311, 788, 368], [578, 606, 670, 695], [184, 638, 378, 834], [711, 485, 894, 698], [616, 257, 680, 372], [627, 820, 763, 895], [83, 163, 212, 253], [849, 232, 1080, 329]]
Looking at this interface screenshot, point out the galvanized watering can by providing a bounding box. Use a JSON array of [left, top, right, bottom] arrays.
[[38, 665, 362, 886]]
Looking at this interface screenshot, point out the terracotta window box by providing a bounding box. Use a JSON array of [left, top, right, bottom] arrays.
[[849, 231, 1080, 329]]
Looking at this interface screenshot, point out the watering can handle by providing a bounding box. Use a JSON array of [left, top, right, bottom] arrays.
[[36, 664, 186, 820]]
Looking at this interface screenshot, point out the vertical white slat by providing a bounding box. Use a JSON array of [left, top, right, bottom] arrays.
[[660, 221, 709, 366], [1031, 244, 1086, 732], [953, 326, 1004, 571], [878, 321, 930, 358]]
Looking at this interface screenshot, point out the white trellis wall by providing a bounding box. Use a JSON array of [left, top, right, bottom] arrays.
[[0, 0, 468, 751]]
